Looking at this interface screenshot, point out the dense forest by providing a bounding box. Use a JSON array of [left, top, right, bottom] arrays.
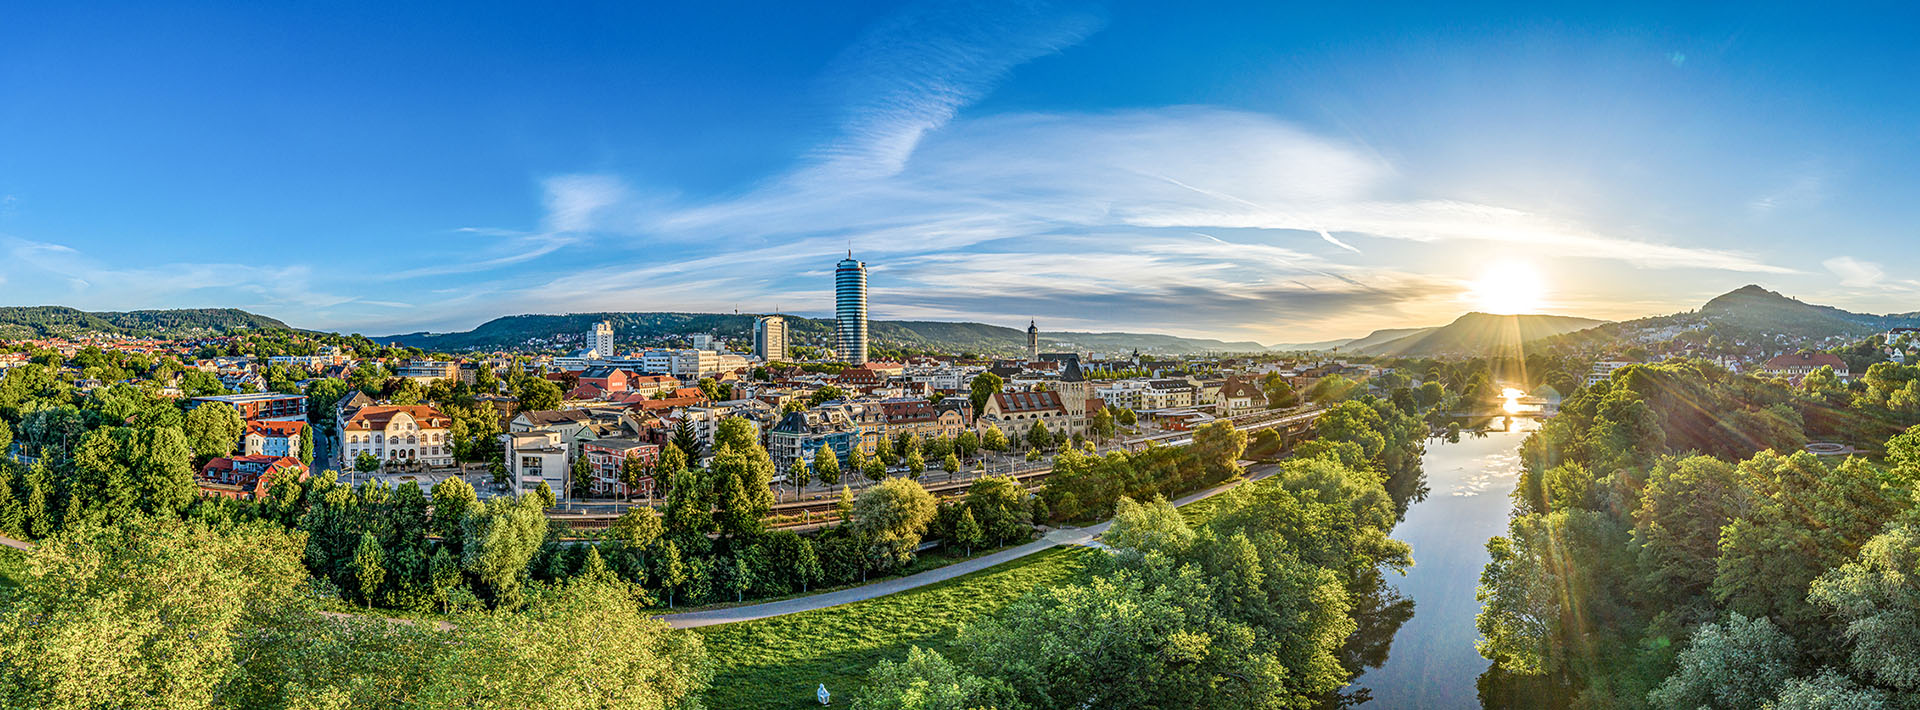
[[1475, 358, 1920, 707], [0, 306, 292, 339]]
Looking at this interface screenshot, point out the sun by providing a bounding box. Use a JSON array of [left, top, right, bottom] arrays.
[[1465, 261, 1546, 315]]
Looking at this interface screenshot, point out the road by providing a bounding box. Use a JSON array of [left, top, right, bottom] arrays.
[[658, 462, 1279, 629]]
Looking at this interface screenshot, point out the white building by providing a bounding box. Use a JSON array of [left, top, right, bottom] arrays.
[[1585, 361, 1637, 387], [593, 321, 614, 359], [503, 430, 568, 498], [337, 405, 454, 468], [242, 420, 305, 458], [754, 316, 788, 362]]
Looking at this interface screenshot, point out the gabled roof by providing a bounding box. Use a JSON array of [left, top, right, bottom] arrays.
[[245, 420, 306, 438], [993, 390, 1066, 414], [1762, 352, 1848, 372], [343, 405, 451, 431]]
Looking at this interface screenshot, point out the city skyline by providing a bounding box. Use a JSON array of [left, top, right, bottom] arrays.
[[6, 3, 1920, 342]]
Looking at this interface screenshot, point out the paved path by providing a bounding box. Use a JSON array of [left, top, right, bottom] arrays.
[[659, 463, 1278, 629]]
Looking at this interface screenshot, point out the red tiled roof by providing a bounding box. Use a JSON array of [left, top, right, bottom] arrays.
[[1762, 352, 1848, 372], [245, 420, 306, 438], [343, 405, 451, 431]]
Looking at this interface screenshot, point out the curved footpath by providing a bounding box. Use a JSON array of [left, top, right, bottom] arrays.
[[658, 463, 1279, 629]]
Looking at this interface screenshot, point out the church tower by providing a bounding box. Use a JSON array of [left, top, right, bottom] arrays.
[[1026, 320, 1039, 362]]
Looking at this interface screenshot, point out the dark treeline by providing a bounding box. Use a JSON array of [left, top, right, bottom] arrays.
[[1476, 358, 1920, 708]]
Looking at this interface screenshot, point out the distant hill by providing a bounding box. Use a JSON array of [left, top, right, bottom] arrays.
[[1343, 313, 1609, 357], [1041, 331, 1271, 354], [1546, 285, 1920, 351], [1336, 326, 1437, 354], [1265, 338, 1357, 352], [0, 306, 291, 339], [378, 312, 1275, 355]]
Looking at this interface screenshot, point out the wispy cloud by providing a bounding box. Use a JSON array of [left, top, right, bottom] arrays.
[[1826, 255, 1885, 288], [805, 0, 1104, 181], [1749, 165, 1826, 213]]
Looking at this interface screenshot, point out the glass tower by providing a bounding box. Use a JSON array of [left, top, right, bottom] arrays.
[[835, 252, 868, 365]]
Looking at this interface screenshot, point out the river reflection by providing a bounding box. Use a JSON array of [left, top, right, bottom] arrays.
[[1337, 417, 1536, 709]]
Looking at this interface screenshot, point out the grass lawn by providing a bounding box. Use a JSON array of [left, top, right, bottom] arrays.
[[695, 546, 1096, 709], [644, 537, 1030, 615], [693, 467, 1291, 708]]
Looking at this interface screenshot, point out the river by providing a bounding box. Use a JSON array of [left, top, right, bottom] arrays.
[[1346, 416, 1536, 708]]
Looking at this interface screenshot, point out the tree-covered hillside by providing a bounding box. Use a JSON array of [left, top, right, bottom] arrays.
[[0, 306, 291, 339]]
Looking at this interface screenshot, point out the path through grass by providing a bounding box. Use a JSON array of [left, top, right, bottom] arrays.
[[695, 546, 1094, 709]]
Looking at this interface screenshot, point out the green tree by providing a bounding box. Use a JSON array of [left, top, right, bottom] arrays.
[[620, 453, 649, 501], [350, 531, 386, 608], [514, 376, 563, 413], [982, 425, 1008, 452], [862, 456, 887, 483], [297, 423, 314, 465], [708, 438, 775, 540], [430, 476, 478, 553], [851, 646, 1015, 710], [852, 478, 937, 572], [0, 515, 308, 709], [966, 475, 1031, 546], [837, 485, 856, 525], [1646, 613, 1798, 709], [428, 546, 462, 612], [953, 507, 982, 556], [671, 419, 702, 459], [1714, 452, 1896, 631], [654, 540, 689, 608], [1260, 372, 1299, 409], [788, 457, 810, 497], [1809, 524, 1920, 693], [355, 451, 380, 474], [942, 452, 961, 475], [813, 444, 842, 486], [663, 467, 712, 537], [184, 401, 244, 460], [1025, 421, 1051, 451], [405, 577, 712, 707], [1090, 406, 1116, 442], [955, 430, 980, 459], [904, 446, 926, 477], [1189, 420, 1248, 484], [968, 372, 1004, 418], [461, 495, 547, 607], [569, 454, 594, 500], [807, 385, 847, 407]]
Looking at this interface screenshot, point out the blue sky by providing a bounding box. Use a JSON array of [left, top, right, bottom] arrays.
[[4, 2, 1919, 343]]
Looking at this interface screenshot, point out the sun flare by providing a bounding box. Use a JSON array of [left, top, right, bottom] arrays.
[[1466, 262, 1546, 315]]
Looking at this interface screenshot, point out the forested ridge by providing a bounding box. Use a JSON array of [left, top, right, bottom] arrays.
[[1476, 358, 1920, 708]]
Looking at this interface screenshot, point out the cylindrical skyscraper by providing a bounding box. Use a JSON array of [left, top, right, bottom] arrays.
[[835, 252, 868, 365]]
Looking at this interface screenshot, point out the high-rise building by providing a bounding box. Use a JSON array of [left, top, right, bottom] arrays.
[[1027, 320, 1039, 361], [592, 321, 614, 358], [835, 252, 868, 365], [690, 333, 713, 351], [754, 315, 788, 362]]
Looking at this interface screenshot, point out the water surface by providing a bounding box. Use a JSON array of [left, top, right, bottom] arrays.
[[1348, 419, 1533, 709]]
